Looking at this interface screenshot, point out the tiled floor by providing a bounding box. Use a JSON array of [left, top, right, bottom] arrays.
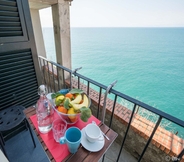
[[99, 141, 137, 162], [1, 129, 136, 162], [2, 129, 50, 162]]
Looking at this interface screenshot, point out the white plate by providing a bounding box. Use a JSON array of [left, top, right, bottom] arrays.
[[81, 127, 105, 152]]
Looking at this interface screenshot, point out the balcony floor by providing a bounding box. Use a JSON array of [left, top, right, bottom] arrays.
[[100, 141, 137, 162], [2, 130, 50, 162], [2, 129, 136, 162]]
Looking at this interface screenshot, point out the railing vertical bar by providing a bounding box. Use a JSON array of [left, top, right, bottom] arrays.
[[62, 69, 65, 89], [46, 60, 51, 92], [97, 87, 102, 119], [102, 154, 105, 162], [117, 103, 137, 162], [175, 148, 184, 162], [78, 77, 80, 89], [138, 116, 162, 162], [57, 67, 60, 90], [42, 59, 47, 87], [87, 81, 90, 95], [109, 95, 117, 128], [70, 72, 72, 89], [38, 57, 44, 84], [51, 63, 56, 92]]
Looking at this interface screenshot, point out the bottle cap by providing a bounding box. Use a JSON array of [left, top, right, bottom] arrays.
[[38, 85, 47, 96]]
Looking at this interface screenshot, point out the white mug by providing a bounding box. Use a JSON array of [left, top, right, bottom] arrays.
[[85, 123, 103, 143]]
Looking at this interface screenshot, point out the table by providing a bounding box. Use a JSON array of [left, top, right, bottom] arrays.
[[24, 107, 118, 162]]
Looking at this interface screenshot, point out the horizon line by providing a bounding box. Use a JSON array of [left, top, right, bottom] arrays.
[[42, 26, 184, 28]]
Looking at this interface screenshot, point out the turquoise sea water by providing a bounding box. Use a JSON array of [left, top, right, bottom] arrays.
[[42, 27, 184, 135]]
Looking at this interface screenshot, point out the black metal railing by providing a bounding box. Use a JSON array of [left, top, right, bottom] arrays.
[[38, 56, 184, 162]]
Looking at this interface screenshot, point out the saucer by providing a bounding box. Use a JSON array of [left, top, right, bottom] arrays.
[[81, 127, 105, 152]]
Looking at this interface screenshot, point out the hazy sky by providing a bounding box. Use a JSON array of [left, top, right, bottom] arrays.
[[39, 0, 184, 27]]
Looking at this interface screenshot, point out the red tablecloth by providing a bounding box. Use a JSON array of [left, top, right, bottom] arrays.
[[30, 113, 101, 162]]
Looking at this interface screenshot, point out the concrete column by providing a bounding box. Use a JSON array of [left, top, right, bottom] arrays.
[[51, 0, 71, 70], [30, 9, 46, 58]]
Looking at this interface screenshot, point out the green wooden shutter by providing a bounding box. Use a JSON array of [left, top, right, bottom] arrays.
[[0, 49, 39, 109], [0, 0, 41, 110], [0, 0, 28, 43]]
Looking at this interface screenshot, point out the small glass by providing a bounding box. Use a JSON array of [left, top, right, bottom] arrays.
[[52, 118, 67, 143]]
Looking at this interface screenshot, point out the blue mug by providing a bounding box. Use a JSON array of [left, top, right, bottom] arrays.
[[60, 127, 81, 153]]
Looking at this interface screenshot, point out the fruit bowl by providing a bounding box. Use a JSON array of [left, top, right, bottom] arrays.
[[53, 106, 81, 124], [51, 89, 91, 125]]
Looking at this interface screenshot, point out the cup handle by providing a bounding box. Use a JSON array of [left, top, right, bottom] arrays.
[[59, 137, 66, 144], [92, 121, 104, 141]]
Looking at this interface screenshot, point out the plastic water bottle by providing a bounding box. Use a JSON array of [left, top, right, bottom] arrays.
[[36, 85, 54, 133]]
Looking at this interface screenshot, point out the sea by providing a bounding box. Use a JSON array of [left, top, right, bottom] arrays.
[[42, 27, 184, 136]]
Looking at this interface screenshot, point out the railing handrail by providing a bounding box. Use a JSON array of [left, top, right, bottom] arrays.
[[110, 88, 184, 128], [39, 56, 184, 128]]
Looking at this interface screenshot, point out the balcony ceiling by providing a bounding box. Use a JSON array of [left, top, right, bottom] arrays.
[[28, 0, 58, 9]]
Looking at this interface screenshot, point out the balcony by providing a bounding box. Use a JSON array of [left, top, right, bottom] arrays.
[[1, 56, 184, 162], [0, 0, 184, 161], [38, 56, 184, 162]]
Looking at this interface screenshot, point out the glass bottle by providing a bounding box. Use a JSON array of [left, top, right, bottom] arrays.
[[36, 85, 54, 133]]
